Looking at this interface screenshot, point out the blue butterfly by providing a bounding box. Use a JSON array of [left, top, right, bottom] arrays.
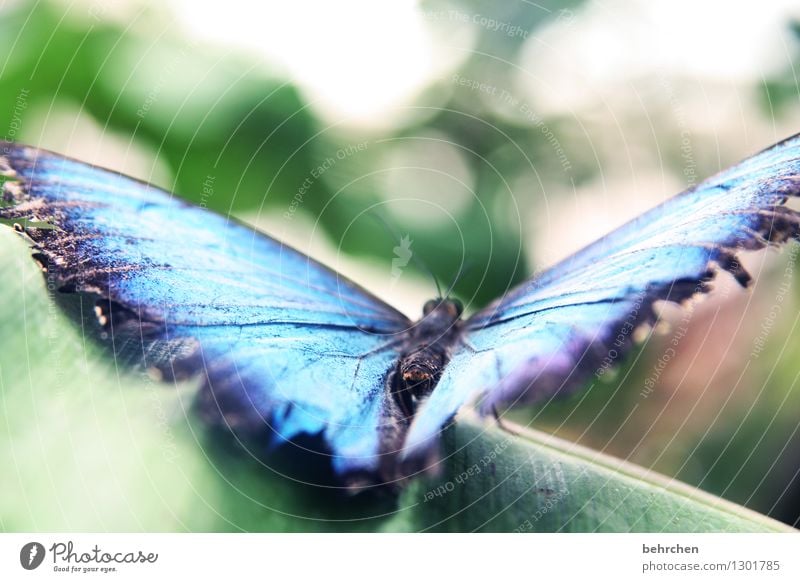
[[2, 136, 799, 488]]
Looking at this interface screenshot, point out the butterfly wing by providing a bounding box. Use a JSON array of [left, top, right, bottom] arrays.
[[0, 142, 411, 478], [403, 134, 800, 456]]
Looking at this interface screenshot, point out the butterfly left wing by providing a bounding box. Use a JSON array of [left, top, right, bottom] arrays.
[[402, 133, 800, 458], [0, 142, 411, 480]]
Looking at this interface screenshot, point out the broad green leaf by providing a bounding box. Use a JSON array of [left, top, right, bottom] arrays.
[[401, 418, 795, 532], [0, 230, 793, 532]]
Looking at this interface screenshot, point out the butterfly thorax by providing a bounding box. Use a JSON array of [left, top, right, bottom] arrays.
[[392, 298, 464, 418]]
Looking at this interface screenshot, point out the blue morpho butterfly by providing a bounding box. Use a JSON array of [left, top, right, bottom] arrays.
[[2, 136, 800, 489]]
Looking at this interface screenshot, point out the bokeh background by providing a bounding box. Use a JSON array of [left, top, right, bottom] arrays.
[[2, 0, 800, 529]]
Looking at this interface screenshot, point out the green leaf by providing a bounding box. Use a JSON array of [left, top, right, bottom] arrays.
[[0, 229, 793, 532], [400, 418, 795, 532]]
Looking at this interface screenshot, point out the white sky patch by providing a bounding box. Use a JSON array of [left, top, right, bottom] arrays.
[[173, 0, 471, 128], [519, 0, 800, 113]]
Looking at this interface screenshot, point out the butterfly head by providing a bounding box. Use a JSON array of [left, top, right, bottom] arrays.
[[422, 297, 463, 320]]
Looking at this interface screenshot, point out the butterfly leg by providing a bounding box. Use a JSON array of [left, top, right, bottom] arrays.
[[486, 351, 520, 435], [489, 404, 520, 436]]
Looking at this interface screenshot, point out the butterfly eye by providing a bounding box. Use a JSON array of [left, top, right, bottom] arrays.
[[422, 299, 439, 315], [451, 299, 464, 317]]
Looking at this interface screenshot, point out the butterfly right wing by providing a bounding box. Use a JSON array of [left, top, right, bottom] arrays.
[[402, 133, 800, 458]]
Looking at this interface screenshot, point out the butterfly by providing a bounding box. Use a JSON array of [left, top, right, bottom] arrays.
[[2, 135, 799, 488]]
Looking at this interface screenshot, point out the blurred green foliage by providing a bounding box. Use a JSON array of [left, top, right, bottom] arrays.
[[0, 0, 588, 307]]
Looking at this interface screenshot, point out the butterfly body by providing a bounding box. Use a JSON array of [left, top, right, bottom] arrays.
[[3, 136, 800, 488], [391, 298, 464, 419]]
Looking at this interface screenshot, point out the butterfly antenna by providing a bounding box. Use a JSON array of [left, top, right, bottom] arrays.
[[444, 258, 474, 300], [432, 267, 443, 299], [369, 211, 443, 297]]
